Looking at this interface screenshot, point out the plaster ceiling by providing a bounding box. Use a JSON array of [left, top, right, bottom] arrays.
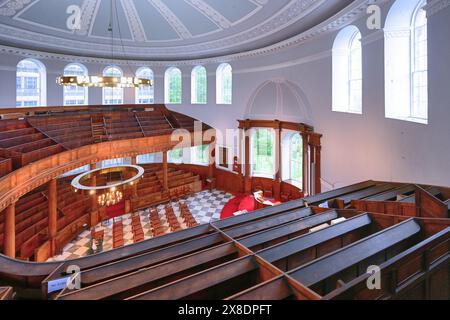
[[0, 0, 355, 60]]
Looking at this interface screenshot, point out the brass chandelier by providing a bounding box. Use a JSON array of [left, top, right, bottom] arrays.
[[57, 0, 152, 89]]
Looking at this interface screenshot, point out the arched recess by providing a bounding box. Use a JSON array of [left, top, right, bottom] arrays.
[[216, 63, 232, 104], [103, 66, 124, 105], [135, 67, 154, 104], [245, 79, 313, 125]]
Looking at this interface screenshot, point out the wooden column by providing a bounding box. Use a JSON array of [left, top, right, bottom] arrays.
[[274, 124, 282, 200], [301, 132, 309, 196], [131, 156, 137, 165], [3, 203, 16, 258], [162, 150, 169, 191], [244, 129, 252, 194], [48, 178, 58, 255]]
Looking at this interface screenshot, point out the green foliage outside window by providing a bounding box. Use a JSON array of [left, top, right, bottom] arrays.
[[252, 129, 274, 176], [193, 67, 207, 104], [167, 68, 182, 104], [290, 134, 303, 183]]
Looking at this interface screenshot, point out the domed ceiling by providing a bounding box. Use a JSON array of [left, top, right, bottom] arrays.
[[0, 0, 354, 60]]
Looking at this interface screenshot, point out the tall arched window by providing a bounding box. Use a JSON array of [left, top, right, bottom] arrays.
[[191, 66, 207, 104], [385, 0, 428, 124], [136, 67, 154, 104], [250, 128, 275, 177], [63, 63, 88, 106], [332, 26, 362, 114], [16, 59, 46, 107], [165, 67, 182, 104], [103, 66, 123, 105], [216, 63, 232, 104]]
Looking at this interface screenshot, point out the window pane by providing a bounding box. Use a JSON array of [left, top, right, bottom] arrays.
[[412, 8, 428, 120], [290, 134, 303, 183], [103, 66, 123, 105], [348, 32, 362, 113], [136, 68, 154, 104], [217, 64, 232, 104], [252, 128, 274, 176], [165, 68, 182, 104], [16, 59, 43, 107], [192, 66, 207, 104], [64, 64, 88, 106]]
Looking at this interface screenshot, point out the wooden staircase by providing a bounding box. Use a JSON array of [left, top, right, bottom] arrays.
[[91, 115, 106, 143]]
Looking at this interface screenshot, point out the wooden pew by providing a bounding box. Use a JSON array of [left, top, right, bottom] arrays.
[[0, 287, 14, 300], [325, 225, 450, 300], [258, 213, 373, 270], [364, 184, 416, 201], [57, 242, 240, 300], [288, 219, 421, 292]]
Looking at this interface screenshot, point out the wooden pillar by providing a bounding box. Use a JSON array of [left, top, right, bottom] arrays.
[[244, 129, 252, 194], [3, 203, 16, 258], [162, 150, 169, 191], [274, 124, 282, 200], [131, 156, 137, 165], [301, 132, 309, 196], [48, 179, 58, 255]]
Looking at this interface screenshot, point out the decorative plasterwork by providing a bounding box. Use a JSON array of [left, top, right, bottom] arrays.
[[0, 0, 388, 66], [424, 0, 450, 16], [121, 0, 146, 42], [0, 0, 324, 59], [148, 0, 192, 40], [0, 0, 32, 17], [75, 0, 99, 36], [184, 0, 232, 29]]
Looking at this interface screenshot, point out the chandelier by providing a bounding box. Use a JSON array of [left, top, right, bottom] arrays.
[[56, 0, 152, 89], [98, 188, 123, 207], [57, 76, 152, 88], [71, 164, 145, 208]]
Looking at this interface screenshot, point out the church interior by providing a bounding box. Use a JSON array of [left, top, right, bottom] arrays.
[[0, 0, 449, 302]]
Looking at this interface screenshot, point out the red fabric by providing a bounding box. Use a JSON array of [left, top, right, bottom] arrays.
[[220, 194, 255, 220], [106, 200, 125, 219]]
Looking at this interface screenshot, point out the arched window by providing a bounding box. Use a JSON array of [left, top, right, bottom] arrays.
[[332, 26, 362, 114], [191, 66, 207, 104], [165, 67, 182, 104], [250, 128, 275, 177], [216, 63, 232, 104], [63, 63, 88, 106], [103, 66, 123, 105], [16, 59, 46, 107], [135, 67, 154, 104], [385, 0, 428, 124]]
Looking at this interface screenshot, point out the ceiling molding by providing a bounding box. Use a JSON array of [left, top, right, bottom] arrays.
[[424, 0, 450, 16], [0, 0, 388, 66]]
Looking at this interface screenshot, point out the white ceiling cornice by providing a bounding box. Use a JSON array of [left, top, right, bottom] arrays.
[[0, 0, 390, 66]]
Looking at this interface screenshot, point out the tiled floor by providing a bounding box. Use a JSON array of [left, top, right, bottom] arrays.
[[48, 189, 233, 262]]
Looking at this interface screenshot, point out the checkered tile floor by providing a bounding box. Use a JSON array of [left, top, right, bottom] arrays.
[[48, 189, 233, 262]]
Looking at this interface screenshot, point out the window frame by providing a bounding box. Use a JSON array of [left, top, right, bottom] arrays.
[[63, 63, 89, 106], [102, 65, 124, 105], [135, 67, 155, 104], [165, 67, 182, 104], [216, 63, 232, 105], [16, 58, 47, 107]]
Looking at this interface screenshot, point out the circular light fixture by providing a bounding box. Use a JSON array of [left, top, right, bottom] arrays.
[[57, 76, 152, 88], [71, 164, 145, 192]]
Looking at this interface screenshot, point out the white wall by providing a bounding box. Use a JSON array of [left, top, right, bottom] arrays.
[[0, 0, 449, 189]]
